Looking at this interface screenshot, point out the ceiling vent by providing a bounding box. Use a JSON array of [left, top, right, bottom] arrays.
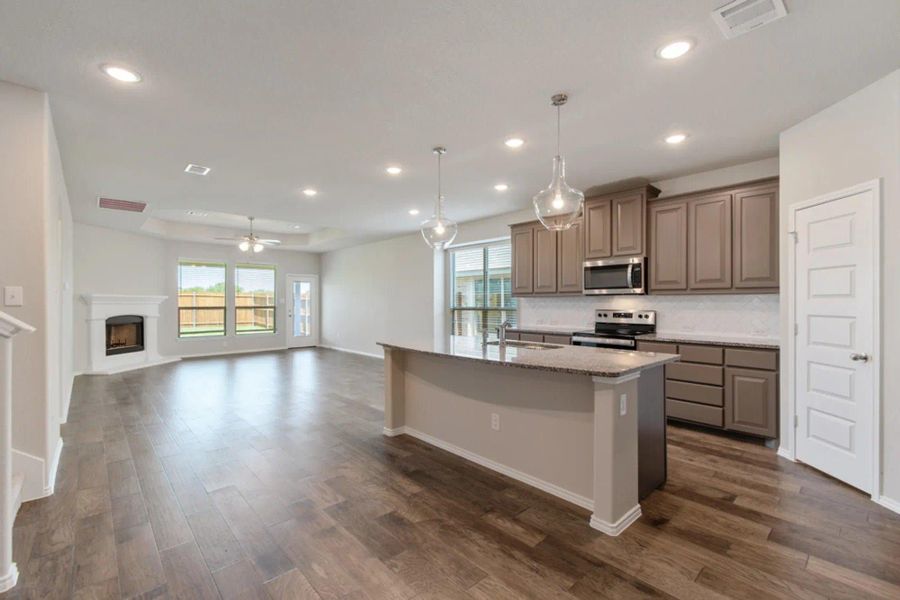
[[98, 197, 147, 212], [711, 0, 787, 39], [184, 163, 211, 176]]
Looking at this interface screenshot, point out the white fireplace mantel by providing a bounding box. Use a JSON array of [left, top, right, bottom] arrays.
[[80, 294, 178, 374]]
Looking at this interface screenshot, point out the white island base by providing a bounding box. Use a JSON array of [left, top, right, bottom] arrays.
[[380, 340, 674, 536]]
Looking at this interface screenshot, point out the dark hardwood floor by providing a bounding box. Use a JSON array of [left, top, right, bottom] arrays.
[[3, 348, 899, 599]]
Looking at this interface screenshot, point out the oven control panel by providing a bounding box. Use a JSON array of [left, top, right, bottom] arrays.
[[594, 310, 656, 325]]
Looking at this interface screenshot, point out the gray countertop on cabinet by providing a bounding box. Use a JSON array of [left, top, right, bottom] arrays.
[[377, 336, 679, 378], [640, 332, 779, 350], [508, 325, 585, 335]]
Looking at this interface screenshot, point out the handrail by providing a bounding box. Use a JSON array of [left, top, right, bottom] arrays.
[[0, 312, 35, 339]]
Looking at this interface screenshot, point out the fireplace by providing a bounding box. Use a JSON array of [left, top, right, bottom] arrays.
[[105, 315, 144, 356]]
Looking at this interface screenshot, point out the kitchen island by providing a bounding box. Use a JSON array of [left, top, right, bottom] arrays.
[[377, 336, 679, 535]]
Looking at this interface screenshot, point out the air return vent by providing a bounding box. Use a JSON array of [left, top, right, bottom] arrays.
[[98, 197, 147, 212], [711, 0, 787, 39]]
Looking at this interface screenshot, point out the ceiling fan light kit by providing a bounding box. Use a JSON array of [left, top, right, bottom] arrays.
[[217, 216, 282, 253]]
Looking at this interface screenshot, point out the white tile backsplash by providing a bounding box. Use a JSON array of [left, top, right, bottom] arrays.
[[519, 294, 780, 338]]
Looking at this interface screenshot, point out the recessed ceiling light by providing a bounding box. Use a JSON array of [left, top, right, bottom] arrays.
[[100, 64, 142, 83], [408, 209, 420, 216], [494, 183, 509, 192], [657, 40, 692, 60], [292, 225, 302, 230], [184, 163, 211, 176], [665, 133, 688, 145], [302, 188, 318, 197], [504, 137, 525, 149], [386, 166, 403, 175]]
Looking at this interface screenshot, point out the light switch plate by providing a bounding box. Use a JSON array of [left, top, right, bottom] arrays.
[[619, 394, 627, 416], [3, 286, 23, 307]]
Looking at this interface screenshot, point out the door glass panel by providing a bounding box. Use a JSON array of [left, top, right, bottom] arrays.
[[293, 280, 311, 337]]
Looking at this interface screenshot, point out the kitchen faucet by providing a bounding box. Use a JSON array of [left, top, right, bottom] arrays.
[[497, 320, 512, 345]]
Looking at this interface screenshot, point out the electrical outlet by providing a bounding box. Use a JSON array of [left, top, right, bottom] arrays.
[[619, 394, 627, 416], [491, 413, 500, 431], [3, 286, 23, 307]]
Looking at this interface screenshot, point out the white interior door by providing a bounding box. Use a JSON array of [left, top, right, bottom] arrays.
[[287, 274, 318, 348], [794, 185, 877, 493]]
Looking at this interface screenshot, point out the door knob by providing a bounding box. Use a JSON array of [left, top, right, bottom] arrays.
[[850, 353, 870, 362]]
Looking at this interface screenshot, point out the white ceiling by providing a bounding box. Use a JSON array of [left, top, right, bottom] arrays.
[[1, 0, 899, 251]]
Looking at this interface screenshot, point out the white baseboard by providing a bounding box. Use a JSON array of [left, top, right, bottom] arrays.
[[776, 446, 796, 461], [0, 563, 18, 593], [874, 495, 900, 515], [83, 356, 180, 375], [11, 449, 45, 502], [43, 438, 64, 496], [382, 426, 405, 437], [395, 425, 594, 511], [590, 504, 642, 536], [181, 347, 288, 359], [319, 344, 383, 360]]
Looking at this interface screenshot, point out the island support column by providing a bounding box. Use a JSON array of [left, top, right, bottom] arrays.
[[382, 347, 405, 436], [590, 372, 641, 536]]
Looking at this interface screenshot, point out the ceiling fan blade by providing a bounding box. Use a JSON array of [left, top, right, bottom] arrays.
[[259, 239, 282, 245], [213, 237, 241, 241]]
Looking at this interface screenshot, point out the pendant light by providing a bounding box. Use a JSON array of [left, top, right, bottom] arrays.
[[532, 93, 584, 231], [420, 146, 458, 249]]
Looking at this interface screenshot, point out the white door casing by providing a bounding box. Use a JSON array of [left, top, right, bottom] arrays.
[[791, 181, 879, 494], [287, 274, 318, 348]]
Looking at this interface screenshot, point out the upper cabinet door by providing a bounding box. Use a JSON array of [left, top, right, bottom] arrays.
[[648, 201, 688, 291], [583, 198, 612, 259], [533, 225, 558, 293], [511, 225, 534, 295], [612, 192, 645, 256], [733, 185, 779, 289], [557, 218, 583, 293], [688, 194, 733, 289]]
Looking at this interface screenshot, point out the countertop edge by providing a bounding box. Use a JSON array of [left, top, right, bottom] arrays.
[[641, 333, 780, 350], [377, 341, 680, 379]]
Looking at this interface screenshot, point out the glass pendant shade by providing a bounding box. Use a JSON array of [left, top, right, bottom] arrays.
[[238, 240, 250, 252], [420, 146, 457, 249], [532, 155, 584, 231], [420, 198, 458, 250], [252, 242, 264, 253]]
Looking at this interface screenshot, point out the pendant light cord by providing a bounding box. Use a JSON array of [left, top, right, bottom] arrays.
[[556, 103, 561, 157], [436, 151, 443, 218]]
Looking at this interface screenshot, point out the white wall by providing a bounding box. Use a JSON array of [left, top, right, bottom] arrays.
[[73, 223, 320, 372], [0, 80, 73, 497], [779, 69, 900, 503], [320, 158, 781, 356]]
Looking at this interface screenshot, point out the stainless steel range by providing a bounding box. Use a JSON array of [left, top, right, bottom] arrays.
[[571, 309, 656, 350]]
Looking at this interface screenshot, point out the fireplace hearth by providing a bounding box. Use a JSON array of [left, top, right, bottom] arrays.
[[105, 315, 144, 356]]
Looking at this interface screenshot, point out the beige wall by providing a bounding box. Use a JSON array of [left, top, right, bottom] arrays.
[[73, 223, 320, 371], [0, 81, 73, 494], [779, 69, 900, 502]]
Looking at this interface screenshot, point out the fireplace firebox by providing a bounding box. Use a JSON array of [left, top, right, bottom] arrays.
[[105, 315, 144, 356]]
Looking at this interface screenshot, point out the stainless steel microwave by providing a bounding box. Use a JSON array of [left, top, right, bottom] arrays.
[[583, 256, 646, 295]]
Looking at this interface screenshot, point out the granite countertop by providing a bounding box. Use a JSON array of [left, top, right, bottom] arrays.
[[377, 335, 679, 378], [640, 332, 779, 350]]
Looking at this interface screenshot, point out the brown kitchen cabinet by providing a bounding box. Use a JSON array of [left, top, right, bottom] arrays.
[[511, 224, 534, 295], [510, 219, 583, 296], [648, 200, 688, 291], [733, 183, 779, 290], [725, 367, 777, 438], [584, 185, 659, 260], [688, 193, 732, 290], [647, 178, 779, 294], [636, 339, 779, 439], [533, 226, 558, 293], [557, 218, 583, 293]]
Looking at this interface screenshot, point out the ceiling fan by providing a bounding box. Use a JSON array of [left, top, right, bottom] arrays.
[[215, 216, 281, 253]]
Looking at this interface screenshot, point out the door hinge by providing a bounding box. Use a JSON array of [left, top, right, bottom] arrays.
[[794, 323, 799, 336], [788, 230, 798, 243], [794, 415, 799, 428]]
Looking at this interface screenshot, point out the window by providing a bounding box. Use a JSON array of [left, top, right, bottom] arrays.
[[450, 241, 517, 337], [235, 264, 276, 334], [178, 261, 226, 337]]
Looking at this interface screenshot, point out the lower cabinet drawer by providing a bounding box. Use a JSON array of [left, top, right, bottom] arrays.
[[725, 348, 778, 371], [667, 398, 724, 427], [667, 380, 723, 407], [519, 333, 543, 343], [543, 334, 572, 345], [637, 341, 678, 354], [678, 344, 724, 365], [666, 362, 724, 386]]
